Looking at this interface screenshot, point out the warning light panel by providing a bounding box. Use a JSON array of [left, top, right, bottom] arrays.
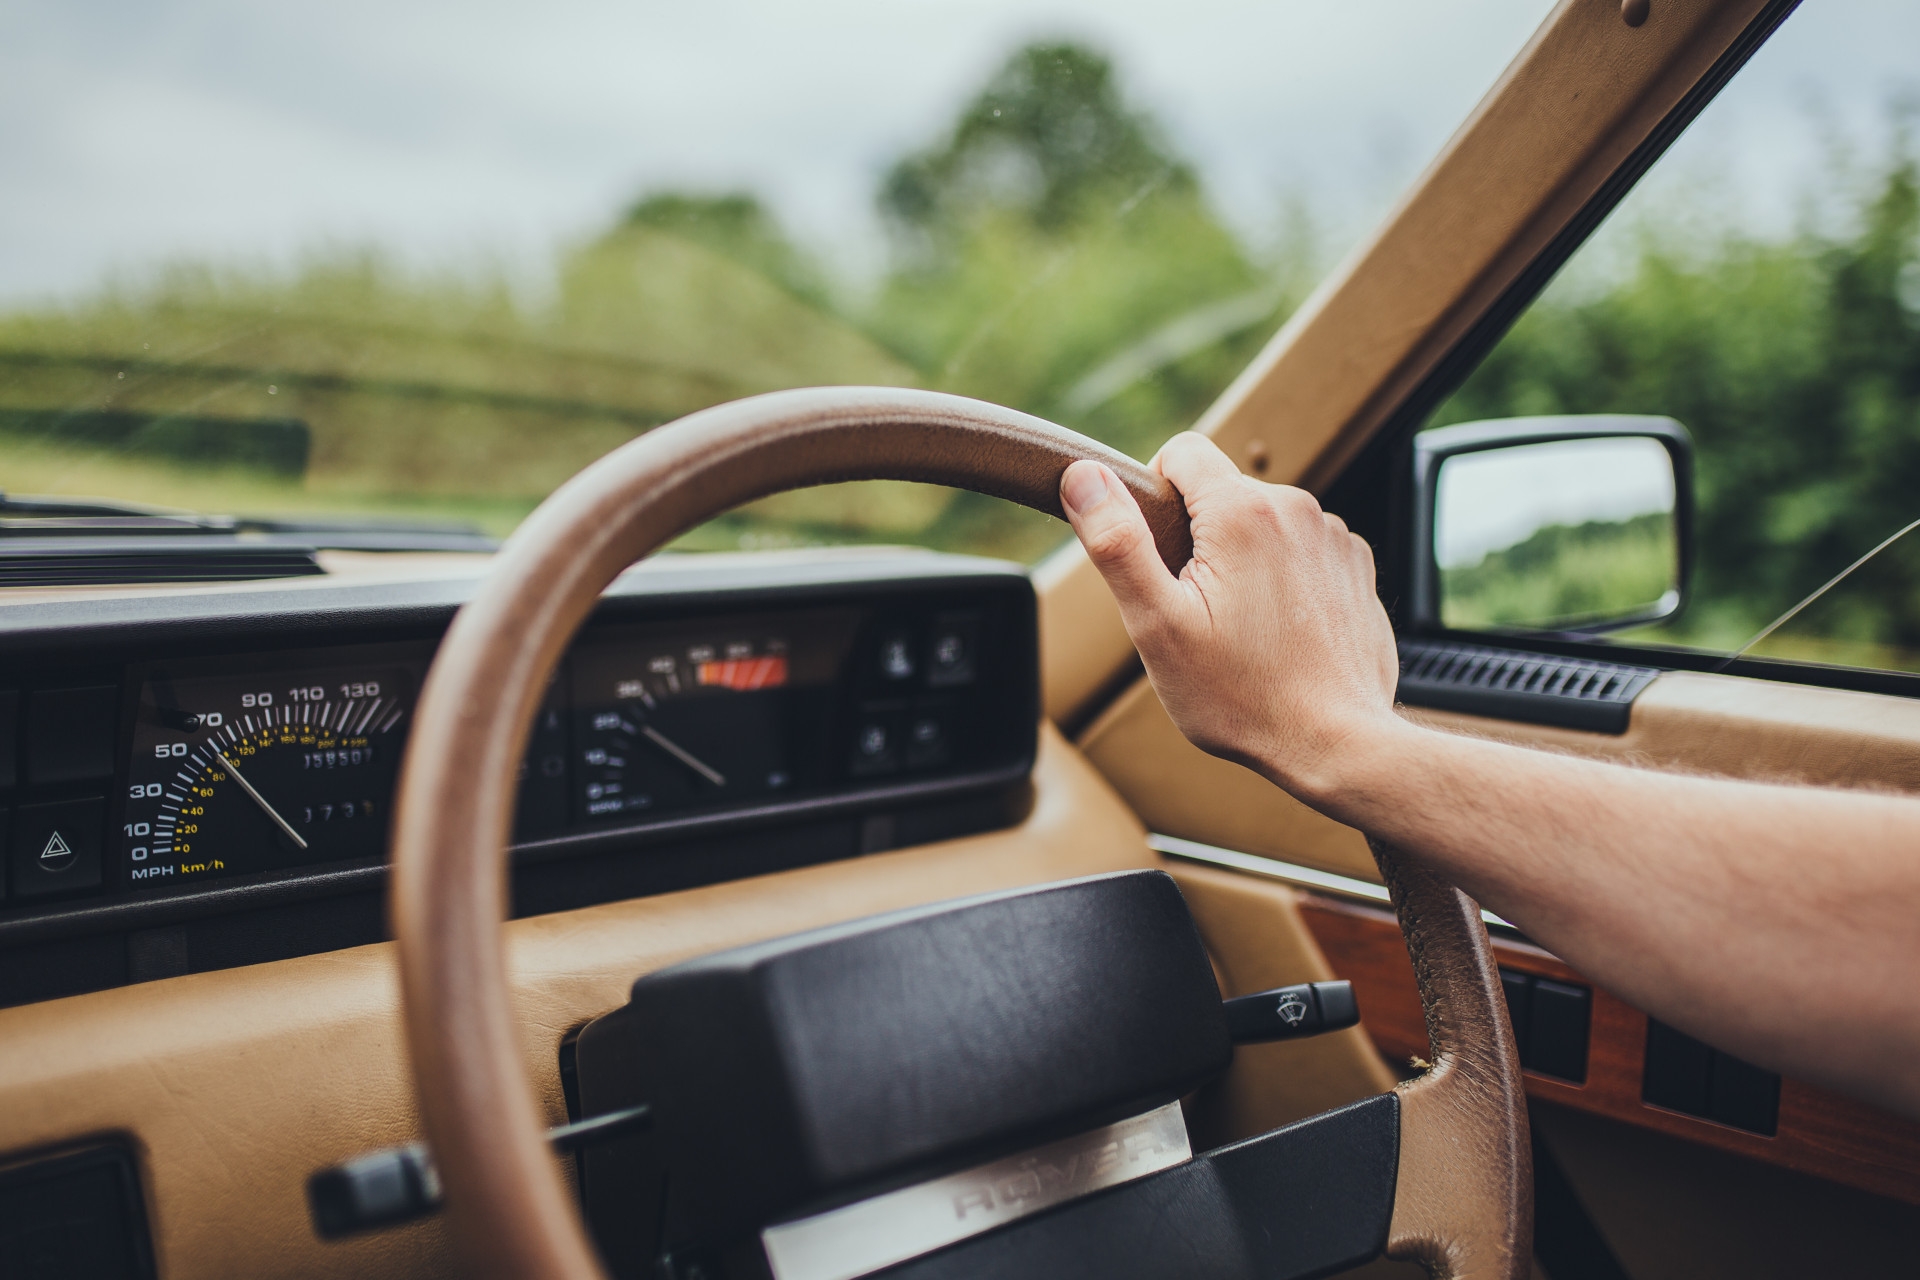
[[697, 655, 789, 691]]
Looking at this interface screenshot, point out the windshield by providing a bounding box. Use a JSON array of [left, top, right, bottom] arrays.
[[3, 0, 1551, 561]]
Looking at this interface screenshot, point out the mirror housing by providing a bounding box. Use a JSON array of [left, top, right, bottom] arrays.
[[1409, 415, 1695, 636]]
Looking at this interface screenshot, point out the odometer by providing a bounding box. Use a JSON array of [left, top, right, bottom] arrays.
[[123, 661, 419, 888]]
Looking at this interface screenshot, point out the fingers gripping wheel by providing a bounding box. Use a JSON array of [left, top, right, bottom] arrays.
[[388, 386, 1529, 1279]]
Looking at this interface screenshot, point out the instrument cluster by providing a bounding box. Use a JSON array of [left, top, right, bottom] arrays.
[[100, 592, 1025, 893], [0, 556, 1036, 1008]]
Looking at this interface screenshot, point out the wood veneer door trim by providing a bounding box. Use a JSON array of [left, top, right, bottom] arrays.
[[1298, 892, 1920, 1206]]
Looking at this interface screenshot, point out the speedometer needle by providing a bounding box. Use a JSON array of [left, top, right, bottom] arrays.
[[640, 725, 727, 787], [215, 750, 310, 850]]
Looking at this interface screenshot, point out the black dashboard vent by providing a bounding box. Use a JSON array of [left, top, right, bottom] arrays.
[[0, 1144, 156, 1279], [0, 538, 324, 587], [1397, 638, 1661, 734]]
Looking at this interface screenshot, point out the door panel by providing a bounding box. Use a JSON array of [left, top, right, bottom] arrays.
[[1295, 892, 1920, 1206], [1078, 667, 1920, 890], [1077, 667, 1920, 1247], [1536, 1106, 1920, 1280]]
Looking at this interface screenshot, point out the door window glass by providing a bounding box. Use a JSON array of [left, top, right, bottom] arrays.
[[1423, 0, 1920, 673]]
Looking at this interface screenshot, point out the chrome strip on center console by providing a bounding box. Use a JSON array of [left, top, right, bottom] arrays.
[[759, 1100, 1192, 1280]]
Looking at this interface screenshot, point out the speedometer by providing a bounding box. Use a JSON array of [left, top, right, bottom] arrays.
[[122, 660, 419, 888]]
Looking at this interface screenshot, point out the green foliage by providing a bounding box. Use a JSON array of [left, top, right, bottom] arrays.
[[0, 39, 1293, 560], [0, 236, 913, 533], [872, 199, 1274, 442], [620, 193, 833, 308], [1434, 140, 1920, 660], [867, 42, 1301, 477], [1442, 512, 1677, 631], [6, 36, 1914, 621], [880, 44, 1194, 245]]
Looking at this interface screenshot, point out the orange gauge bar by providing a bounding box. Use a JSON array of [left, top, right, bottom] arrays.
[[696, 655, 789, 691]]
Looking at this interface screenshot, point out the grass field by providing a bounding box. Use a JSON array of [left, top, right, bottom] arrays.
[[1442, 513, 1677, 632]]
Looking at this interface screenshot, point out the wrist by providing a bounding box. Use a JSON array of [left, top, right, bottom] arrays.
[[1263, 711, 1427, 823]]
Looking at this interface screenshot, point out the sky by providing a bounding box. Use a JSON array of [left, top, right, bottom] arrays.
[[3, 0, 1917, 307]]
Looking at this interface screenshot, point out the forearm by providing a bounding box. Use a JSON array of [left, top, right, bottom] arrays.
[[1054, 444, 1920, 1116], [1285, 720, 1920, 1118]]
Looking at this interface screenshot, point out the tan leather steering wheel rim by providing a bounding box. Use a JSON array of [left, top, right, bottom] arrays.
[[390, 386, 1529, 1279]]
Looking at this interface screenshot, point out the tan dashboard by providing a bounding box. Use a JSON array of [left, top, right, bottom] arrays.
[[0, 726, 1389, 1279]]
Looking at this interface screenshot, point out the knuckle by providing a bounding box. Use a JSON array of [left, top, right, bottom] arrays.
[[1155, 433, 1202, 471], [1165, 430, 1211, 457], [1274, 485, 1323, 516], [1082, 517, 1146, 566], [1245, 483, 1320, 536]]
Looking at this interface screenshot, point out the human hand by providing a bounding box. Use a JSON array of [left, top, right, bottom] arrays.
[[1059, 433, 1403, 803]]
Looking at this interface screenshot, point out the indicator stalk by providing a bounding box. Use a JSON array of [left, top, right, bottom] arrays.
[[307, 1105, 652, 1239]]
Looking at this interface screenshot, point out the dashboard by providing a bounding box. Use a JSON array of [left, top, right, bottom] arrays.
[[0, 550, 1038, 1010]]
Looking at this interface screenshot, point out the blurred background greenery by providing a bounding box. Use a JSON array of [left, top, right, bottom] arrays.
[[1441, 513, 1678, 634], [1430, 129, 1920, 667], [4, 35, 1920, 671], [0, 42, 1309, 564]]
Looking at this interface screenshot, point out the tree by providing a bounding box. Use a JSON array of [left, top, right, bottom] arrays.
[[880, 43, 1197, 254], [1436, 139, 1920, 658], [619, 193, 829, 307], [870, 42, 1267, 444]]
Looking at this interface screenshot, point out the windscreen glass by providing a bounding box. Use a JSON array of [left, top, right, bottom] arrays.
[[3, 1, 1550, 561]]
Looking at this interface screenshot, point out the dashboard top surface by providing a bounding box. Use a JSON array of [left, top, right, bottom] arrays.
[[0, 546, 1026, 655]]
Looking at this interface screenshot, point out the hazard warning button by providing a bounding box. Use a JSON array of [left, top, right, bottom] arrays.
[[11, 798, 105, 899]]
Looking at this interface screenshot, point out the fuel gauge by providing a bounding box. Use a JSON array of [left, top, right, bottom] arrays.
[[570, 615, 853, 823]]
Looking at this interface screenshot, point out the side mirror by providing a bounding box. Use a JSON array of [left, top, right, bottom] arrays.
[[1409, 415, 1694, 635]]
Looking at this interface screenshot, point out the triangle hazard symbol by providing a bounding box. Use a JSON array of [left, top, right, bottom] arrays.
[[39, 830, 74, 868]]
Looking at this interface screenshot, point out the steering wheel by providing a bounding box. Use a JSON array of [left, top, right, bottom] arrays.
[[388, 387, 1530, 1280]]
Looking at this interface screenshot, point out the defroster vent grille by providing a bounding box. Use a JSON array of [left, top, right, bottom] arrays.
[[1397, 638, 1661, 734]]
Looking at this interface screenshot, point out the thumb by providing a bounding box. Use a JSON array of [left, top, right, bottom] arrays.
[[1061, 460, 1182, 624]]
